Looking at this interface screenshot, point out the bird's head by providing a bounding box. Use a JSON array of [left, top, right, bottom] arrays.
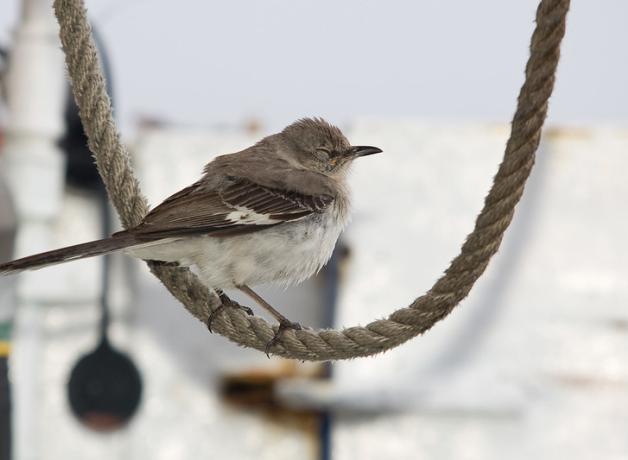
[[278, 118, 382, 177]]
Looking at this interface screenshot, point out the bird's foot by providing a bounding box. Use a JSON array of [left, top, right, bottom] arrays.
[[147, 260, 180, 268], [265, 319, 302, 357], [207, 292, 254, 333], [234, 285, 303, 357]]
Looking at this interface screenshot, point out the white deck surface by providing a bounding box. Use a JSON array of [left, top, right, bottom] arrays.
[[6, 121, 628, 459]]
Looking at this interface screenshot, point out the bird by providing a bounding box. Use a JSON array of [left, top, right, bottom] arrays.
[[0, 118, 382, 351]]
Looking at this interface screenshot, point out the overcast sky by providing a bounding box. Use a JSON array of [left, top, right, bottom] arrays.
[[1, 1, 627, 134]]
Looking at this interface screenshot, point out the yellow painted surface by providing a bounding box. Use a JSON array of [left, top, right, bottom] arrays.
[[0, 341, 10, 357]]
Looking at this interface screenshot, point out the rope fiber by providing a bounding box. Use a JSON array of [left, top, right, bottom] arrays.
[[52, 0, 570, 361]]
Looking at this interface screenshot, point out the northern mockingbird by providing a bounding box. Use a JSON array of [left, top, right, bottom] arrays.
[[0, 118, 382, 349]]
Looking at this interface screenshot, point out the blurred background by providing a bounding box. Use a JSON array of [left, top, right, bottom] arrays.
[[0, 1, 627, 459]]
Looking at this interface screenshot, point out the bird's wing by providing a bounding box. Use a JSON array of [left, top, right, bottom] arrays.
[[125, 177, 334, 240]]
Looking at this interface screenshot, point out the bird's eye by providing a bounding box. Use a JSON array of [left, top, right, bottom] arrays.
[[315, 148, 331, 160]]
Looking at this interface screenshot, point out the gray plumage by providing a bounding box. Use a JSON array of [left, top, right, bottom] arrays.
[[0, 118, 382, 321]]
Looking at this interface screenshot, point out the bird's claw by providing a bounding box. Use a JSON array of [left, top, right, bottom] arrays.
[[265, 319, 302, 357], [207, 295, 254, 333]]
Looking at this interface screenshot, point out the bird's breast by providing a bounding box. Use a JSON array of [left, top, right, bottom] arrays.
[[192, 205, 348, 288]]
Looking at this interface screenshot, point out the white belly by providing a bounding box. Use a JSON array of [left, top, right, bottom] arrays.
[[126, 210, 346, 289]]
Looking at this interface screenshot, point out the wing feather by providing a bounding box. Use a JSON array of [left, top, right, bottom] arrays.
[[123, 177, 334, 240]]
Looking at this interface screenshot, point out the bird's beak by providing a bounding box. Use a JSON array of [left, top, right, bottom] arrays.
[[350, 145, 383, 158]]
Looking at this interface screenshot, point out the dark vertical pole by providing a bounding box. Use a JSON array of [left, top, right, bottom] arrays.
[[319, 244, 344, 460], [0, 177, 17, 460], [0, 350, 10, 460]]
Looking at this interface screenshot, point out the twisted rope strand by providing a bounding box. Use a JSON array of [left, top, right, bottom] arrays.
[[53, 0, 570, 361]]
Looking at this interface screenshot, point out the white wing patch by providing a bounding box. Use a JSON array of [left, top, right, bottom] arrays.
[[226, 206, 282, 225]]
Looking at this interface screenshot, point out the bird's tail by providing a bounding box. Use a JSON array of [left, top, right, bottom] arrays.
[[0, 235, 137, 275]]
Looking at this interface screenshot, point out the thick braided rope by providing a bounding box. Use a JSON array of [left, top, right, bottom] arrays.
[[53, 0, 569, 361], [53, 2, 148, 229]]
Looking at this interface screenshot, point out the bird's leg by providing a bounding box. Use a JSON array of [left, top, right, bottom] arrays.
[[238, 284, 302, 356], [206, 290, 254, 333], [146, 262, 253, 332]]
